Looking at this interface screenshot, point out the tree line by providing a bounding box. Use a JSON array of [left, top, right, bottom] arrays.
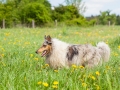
[[0, 0, 120, 28]]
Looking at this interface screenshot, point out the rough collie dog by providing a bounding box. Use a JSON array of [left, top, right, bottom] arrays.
[[36, 35, 110, 69]]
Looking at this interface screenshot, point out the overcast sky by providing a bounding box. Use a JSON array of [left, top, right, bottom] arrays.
[[48, 0, 120, 16]]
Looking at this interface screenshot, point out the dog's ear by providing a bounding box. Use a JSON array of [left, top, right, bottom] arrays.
[[44, 35, 46, 39], [46, 35, 51, 42]]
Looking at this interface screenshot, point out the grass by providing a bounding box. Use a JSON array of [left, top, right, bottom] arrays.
[[0, 26, 120, 90]]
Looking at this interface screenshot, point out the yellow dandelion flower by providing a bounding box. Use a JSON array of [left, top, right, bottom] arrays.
[[1, 62, 6, 66], [53, 81, 59, 85], [114, 53, 118, 56], [113, 70, 116, 73], [118, 67, 120, 70], [88, 73, 92, 78], [4, 38, 6, 40], [45, 64, 49, 67], [22, 60, 24, 63], [72, 64, 77, 68], [34, 58, 38, 61], [83, 75, 86, 78], [1, 54, 4, 57], [37, 81, 42, 85], [91, 76, 96, 80], [82, 83, 87, 87], [30, 54, 33, 57], [24, 77, 26, 81], [2, 48, 5, 51], [43, 82, 49, 87], [4, 33, 10, 36], [95, 71, 100, 76], [106, 66, 110, 70], [105, 41, 108, 44], [96, 85, 100, 90], [87, 33, 91, 37], [118, 45, 120, 49], [52, 85, 58, 89], [79, 65, 84, 69], [75, 32, 79, 35], [54, 70, 58, 72]]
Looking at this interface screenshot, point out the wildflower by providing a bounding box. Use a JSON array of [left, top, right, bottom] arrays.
[[72, 64, 77, 69], [1, 62, 6, 66], [24, 77, 26, 81], [22, 60, 24, 63], [53, 81, 59, 85], [13, 42, 16, 45], [37, 81, 42, 85], [119, 67, 120, 70], [82, 83, 87, 87], [105, 41, 108, 44], [118, 45, 120, 49], [83, 75, 86, 78], [75, 32, 79, 35], [24, 42, 30, 45], [114, 53, 118, 56], [95, 71, 100, 76], [43, 82, 49, 87], [79, 65, 84, 69], [54, 70, 58, 72], [52, 85, 58, 89], [106, 66, 110, 70], [91, 76, 96, 80], [4, 38, 6, 40], [4, 33, 10, 36], [34, 58, 38, 61], [30, 54, 33, 57], [113, 70, 116, 73], [87, 33, 91, 37], [45, 64, 49, 67], [1, 54, 4, 57], [2, 48, 5, 51], [96, 85, 100, 90]]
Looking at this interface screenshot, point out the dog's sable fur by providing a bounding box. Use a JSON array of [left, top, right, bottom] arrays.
[[36, 35, 110, 69], [67, 45, 78, 61]]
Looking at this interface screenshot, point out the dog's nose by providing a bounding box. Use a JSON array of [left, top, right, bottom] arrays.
[[35, 51, 38, 54]]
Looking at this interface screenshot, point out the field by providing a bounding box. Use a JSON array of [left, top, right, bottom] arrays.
[[0, 26, 120, 90]]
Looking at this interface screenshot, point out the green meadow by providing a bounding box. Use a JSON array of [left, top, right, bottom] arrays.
[[0, 26, 120, 90]]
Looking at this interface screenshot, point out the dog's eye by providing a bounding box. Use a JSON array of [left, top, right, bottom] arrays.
[[46, 41, 52, 45], [43, 45, 46, 47]]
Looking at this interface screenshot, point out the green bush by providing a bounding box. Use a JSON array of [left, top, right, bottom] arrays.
[[65, 17, 89, 27]]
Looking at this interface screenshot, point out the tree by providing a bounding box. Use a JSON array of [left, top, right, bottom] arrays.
[[19, 2, 52, 26], [99, 10, 116, 25], [116, 15, 120, 25], [65, 0, 86, 14], [52, 5, 79, 22], [0, 1, 18, 28]]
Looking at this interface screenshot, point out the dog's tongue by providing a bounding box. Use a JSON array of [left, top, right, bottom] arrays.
[[41, 51, 46, 57]]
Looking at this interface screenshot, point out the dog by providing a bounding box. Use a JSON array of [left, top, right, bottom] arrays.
[[36, 35, 110, 69]]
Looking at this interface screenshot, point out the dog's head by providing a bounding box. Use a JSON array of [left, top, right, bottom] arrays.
[[36, 35, 52, 57]]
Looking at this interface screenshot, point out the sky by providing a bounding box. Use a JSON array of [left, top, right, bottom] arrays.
[[48, 0, 120, 16]]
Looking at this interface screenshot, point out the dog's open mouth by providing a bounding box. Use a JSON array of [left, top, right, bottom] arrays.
[[41, 50, 47, 57]]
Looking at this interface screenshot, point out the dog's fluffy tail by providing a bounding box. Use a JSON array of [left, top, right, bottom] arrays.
[[97, 42, 110, 62]]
